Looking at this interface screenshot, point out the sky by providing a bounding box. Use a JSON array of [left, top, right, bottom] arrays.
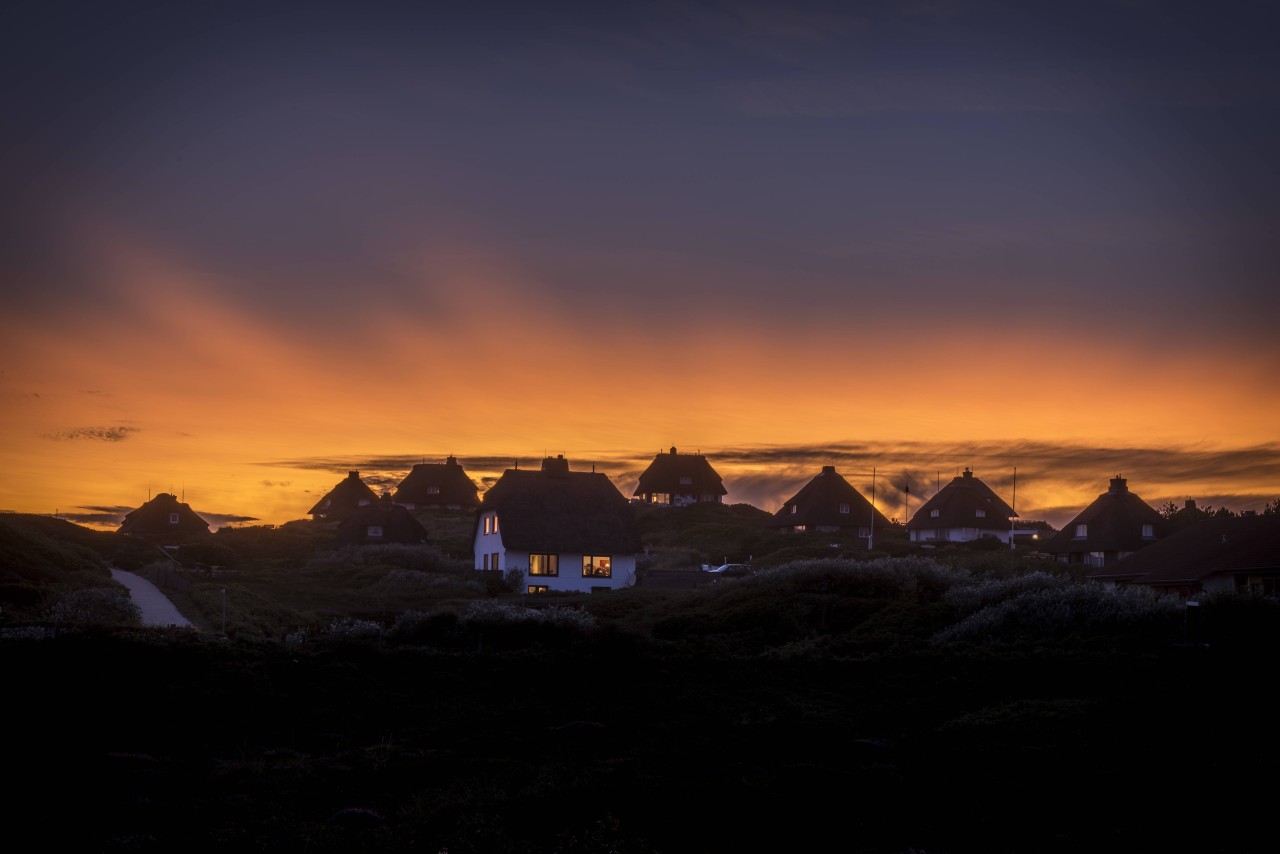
[[2, 0, 1278, 531]]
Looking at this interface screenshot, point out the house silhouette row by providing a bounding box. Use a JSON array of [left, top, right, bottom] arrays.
[[116, 447, 1275, 597]]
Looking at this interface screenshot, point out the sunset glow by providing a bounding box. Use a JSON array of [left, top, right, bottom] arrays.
[[3, 2, 1276, 531]]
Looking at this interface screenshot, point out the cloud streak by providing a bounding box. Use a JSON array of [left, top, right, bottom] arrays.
[[43, 426, 139, 442]]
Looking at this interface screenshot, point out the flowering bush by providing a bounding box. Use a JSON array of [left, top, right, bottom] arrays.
[[48, 587, 142, 627]]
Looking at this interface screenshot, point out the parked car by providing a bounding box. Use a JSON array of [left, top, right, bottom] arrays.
[[702, 563, 752, 577]]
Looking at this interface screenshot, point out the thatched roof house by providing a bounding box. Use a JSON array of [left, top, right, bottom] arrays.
[[1106, 514, 1280, 595], [906, 468, 1017, 543], [119, 493, 210, 537], [770, 466, 890, 535], [476, 455, 642, 592], [1043, 476, 1166, 570], [392, 456, 478, 510], [633, 446, 727, 506], [309, 471, 378, 521], [333, 500, 430, 548]]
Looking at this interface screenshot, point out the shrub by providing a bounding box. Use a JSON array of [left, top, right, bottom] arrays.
[[48, 587, 142, 627], [324, 618, 383, 640]]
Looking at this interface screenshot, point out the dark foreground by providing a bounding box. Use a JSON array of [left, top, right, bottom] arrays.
[[8, 632, 1276, 853]]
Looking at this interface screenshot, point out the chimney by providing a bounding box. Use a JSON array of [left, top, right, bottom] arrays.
[[1185, 499, 1197, 511], [541, 455, 570, 477], [1108, 476, 1128, 494], [446, 455, 457, 466], [348, 471, 360, 479], [962, 468, 973, 478], [670, 446, 678, 455], [821, 465, 836, 474]]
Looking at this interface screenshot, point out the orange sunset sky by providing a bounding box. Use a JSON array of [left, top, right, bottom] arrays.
[[2, 1, 1277, 530]]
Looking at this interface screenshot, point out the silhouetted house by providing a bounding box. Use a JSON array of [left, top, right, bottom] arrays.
[[1105, 514, 1280, 595], [770, 466, 890, 536], [1043, 476, 1166, 570], [476, 455, 642, 593], [906, 468, 1017, 543], [633, 446, 727, 506], [309, 471, 378, 522], [392, 456, 479, 511], [119, 493, 210, 537], [333, 500, 430, 548]]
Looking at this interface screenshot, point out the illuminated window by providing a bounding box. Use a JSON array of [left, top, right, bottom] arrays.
[[529, 554, 559, 576], [930, 509, 940, 518], [483, 514, 498, 534], [1142, 524, 1154, 538], [1075, 524, 1088, 538], [650, 492, 671, 504], [367, 526, 383, 538], [790, 505, 798, 514], [527, 585, 550, 594], [976, 509, 986, 518], [582, 555, 612, 578], [427, 486, 440, 494], [168, 513, 180, 525], [794, 525, 806, 532], [839, 503, 850, 514]]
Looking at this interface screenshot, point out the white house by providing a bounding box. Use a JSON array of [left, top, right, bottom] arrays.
[[474, 455, 642, 593]]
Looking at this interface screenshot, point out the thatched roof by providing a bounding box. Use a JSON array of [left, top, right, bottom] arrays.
[[392, 456, 478, 509], [906, 469, 1015, 531], [309, 471, 379, 521], [332, 500, 430, 548], [769, 466, 890, 530], [634, 447, 727, 499], [119, 493, 210, 536], [482, 456, 642, 555], [1043, 477, 1166, 557], [1110, 514, 1280, 588]]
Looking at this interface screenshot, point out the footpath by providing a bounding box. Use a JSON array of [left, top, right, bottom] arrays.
[[110, 568, 194, 628]]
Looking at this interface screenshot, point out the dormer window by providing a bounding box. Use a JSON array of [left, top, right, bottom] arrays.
[[427, 486, 440, 495], [1141, 524, 1154, 538], [679, 476, 692, 485], [975, 509, 986, 518], [1075, 524, 1088, 538], [790, 505, 798, 514], [839, 503, 850, 514], [930, 509, 940, 518], [367, 526, 383, 538], [168, 513, 180, 525], [484, 515, 498, 535]]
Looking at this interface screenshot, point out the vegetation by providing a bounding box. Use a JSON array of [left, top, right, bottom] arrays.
[[5, 511, 1280, 852]]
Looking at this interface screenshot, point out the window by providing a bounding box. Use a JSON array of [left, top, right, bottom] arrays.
[[491, 552, 500, 571], [790, 504, 798, 514], [367, 526, 383, 538], [527, 585, 549, 594], [483, 514, 498, 534], [975, 509, 986, 518], [482, 553, 490, 570], [582, 555, 612, 578], [168, 513, 180, 525], [793, 525, 807, 533], [358, 498, 370, 506], [1086, 552, 1106, 568], [529, 554, 559, 576], [1142, 524, 1154, 538], [1075, 524, 1088, 538], [930, 509, 940, 518], [427, 485, 440, 494], [650, 492, 671, 504], [679, 476, 693, 485], [839, 503, 850, 514]]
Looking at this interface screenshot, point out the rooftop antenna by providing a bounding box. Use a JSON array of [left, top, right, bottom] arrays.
[[1010, 466, 1017, 551], [904, 475, 910, 521]]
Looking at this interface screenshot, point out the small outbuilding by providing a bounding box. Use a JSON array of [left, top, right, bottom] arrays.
[[333, 500, 431, 548]]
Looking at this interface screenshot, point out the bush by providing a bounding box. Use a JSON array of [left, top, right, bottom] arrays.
[[48, 587, 142, 627]]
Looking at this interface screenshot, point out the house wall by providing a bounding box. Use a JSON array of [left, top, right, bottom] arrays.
[[910, 527, 1014, 544], [474, 511, 505, 572], [515, 551, 637, 593]]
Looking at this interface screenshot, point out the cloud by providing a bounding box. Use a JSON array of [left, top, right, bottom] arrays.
[[260, 480, 293, 488], [60, 506, 132, 525], [43, 426, 139, 442], [199, 512, 259, 529]]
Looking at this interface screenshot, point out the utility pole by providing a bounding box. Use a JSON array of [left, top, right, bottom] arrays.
[[868, 467, 876, 551]]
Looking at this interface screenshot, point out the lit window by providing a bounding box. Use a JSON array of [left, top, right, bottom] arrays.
[[839, 503, 850, 514], [1075, 524, 1088, 538], [168, 513, 180, 525], [367, 526, 383, 538], [791, 505, 798, 515], [529, 554, 559, 576], [427, 486, 440, 494], [930, 509, 940, 518], [651, 492, 671, 504], [484, 515, 498, 535], [492, 515, 499, 533], [527, 585, 550, 594], [794, 525, 806, 532], [1142, 524, 1154, 538], [582, 555, 612, 578]]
